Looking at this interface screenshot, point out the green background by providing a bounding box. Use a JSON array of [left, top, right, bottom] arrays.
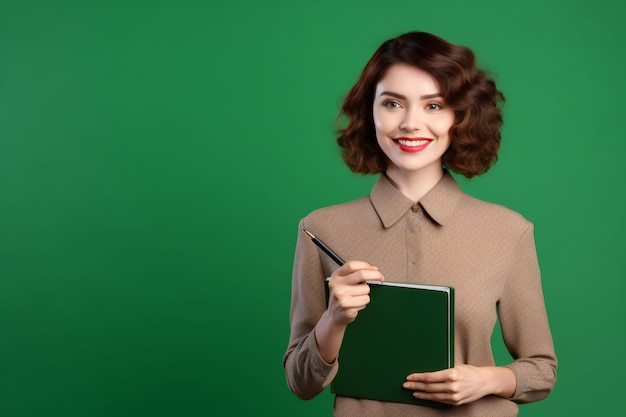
[[1, 0, 624, 416]]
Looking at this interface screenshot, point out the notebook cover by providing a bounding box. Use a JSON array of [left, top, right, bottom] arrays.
[[328, 280, 455, 409]]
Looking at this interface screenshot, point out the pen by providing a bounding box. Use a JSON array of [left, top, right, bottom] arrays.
[[303, 228, 346, 266]]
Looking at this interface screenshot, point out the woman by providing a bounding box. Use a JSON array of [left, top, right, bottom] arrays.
[[283, 31, 557, 417]]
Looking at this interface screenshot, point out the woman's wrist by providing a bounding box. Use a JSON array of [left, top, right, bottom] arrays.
[[485, 366, 517, 398], [314, 311, 347, 364]]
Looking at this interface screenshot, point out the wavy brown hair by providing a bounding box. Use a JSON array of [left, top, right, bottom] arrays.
[[338, 31, 504, 178]]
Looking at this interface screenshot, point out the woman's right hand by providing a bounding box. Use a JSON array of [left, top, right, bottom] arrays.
[[314, 261, 384, 363], [326, 260, 385, 326]]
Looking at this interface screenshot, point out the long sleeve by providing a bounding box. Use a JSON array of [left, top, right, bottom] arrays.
[[283, 174, 557, 416], [500, 223, 557, 403], [282, 220, 338, 400]]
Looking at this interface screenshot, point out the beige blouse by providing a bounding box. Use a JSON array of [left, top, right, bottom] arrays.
[[283, 172, 557, 417]]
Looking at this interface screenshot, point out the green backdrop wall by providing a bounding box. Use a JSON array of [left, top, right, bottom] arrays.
[[1, 1, 624, 416]]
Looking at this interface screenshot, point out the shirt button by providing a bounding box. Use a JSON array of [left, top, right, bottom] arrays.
[[411, 204, 419, 213]]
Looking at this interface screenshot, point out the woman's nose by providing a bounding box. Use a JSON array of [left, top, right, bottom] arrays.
[[399, 108, 423, 131]]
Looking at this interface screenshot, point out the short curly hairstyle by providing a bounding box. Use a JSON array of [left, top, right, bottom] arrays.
[[338, 31, 504, 178]]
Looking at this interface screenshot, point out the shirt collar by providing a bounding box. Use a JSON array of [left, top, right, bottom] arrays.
[[369, 171, 463, 228]]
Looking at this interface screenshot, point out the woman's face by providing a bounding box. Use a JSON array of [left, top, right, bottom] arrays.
[[372, 64, 455, 178]]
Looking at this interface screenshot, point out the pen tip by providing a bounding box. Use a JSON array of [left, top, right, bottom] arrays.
[[302, 228, 315, 239]]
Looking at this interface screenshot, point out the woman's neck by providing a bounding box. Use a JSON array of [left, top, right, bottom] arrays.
[[385, 165, 445, 202]]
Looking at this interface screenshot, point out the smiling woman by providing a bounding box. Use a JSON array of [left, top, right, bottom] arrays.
[[283, 31, 557, 417], [372, 64, 455, 200], [338, 32, 503, 180]]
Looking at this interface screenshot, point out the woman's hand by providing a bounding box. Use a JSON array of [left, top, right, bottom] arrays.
[[403, 365, 516, 406], [314, 261, 384, 363], [326, 260, 384, 326]]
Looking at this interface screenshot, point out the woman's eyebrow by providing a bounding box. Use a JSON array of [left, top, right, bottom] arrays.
[[420, 93, 443, 99], [379, 91, 443, 100]]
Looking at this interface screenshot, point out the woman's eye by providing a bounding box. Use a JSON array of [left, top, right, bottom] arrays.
[[426, 103, 442, 111], [383, 100, 401, 109]]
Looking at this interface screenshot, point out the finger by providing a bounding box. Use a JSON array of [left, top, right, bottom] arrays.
[[331, 283, 371, 299], [411, 391, 463, 406], [332, 261, 381, 282], [330, 287, 371, 310], [402, 380, 451, 393], [330, 297, 370, 323], [340, 260, 379, 273], [351, 268, 385, 284], [406, 368, 453, 383], [331, 269, 384, 286]]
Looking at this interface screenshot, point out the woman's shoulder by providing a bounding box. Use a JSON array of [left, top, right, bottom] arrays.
[[456, 191, 533, 234], [300, 196, 372, 233]]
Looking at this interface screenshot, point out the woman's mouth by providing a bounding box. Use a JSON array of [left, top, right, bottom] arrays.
[[393, 138, 432, 153]]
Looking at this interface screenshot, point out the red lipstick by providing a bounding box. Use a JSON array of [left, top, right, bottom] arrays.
[[393, 137, 432, 153]]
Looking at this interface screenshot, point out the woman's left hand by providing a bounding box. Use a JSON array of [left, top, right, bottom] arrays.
[[403, 364, 515, 406]]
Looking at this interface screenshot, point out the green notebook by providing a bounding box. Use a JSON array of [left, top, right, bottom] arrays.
[[326, 279, 455, 409]]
